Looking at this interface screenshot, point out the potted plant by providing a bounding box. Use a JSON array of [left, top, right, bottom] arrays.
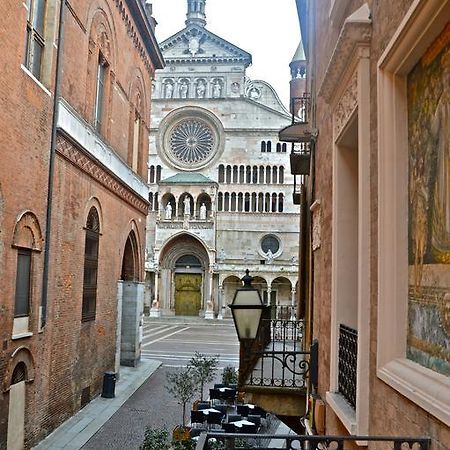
[[140, 427, 170, 450], [189, 352, 219, 401], [222, 366, 238, 386], [166, 367, 197, 441]]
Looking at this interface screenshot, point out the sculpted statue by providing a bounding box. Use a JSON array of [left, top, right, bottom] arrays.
[[200, 203, 207, 220], [165, 202, 172, 220], [165, 82, 173, 99], [196, 80, 206, 98], [183, 196, 191, 215], [212, 80, 222, 98], [180, 81, 188, 99]]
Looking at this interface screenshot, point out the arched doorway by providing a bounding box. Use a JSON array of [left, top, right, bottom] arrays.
[[119, 229, 143, 367], [158, 233, 211, 316], [7, 362, 27, 450], [174, 255, 202, 315]]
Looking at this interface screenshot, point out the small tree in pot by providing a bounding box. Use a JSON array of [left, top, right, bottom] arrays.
[[166, 367, 198, 436], [189, 352, 219, 401]]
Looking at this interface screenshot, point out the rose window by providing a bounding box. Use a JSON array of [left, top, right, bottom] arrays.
[[169, 120, 214, 164]]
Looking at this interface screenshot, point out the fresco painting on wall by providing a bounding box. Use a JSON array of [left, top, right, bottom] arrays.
[[407, 24, 450, 377]]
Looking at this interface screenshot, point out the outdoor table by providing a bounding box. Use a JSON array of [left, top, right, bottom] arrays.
[[230, 419, 254, 428], [202, 408, 221, 415], [218, 387, 233, 392]]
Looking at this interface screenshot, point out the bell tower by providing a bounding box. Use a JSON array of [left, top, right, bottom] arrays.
[[186, 0, 207, 27]]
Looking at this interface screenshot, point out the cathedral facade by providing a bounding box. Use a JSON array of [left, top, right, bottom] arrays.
[[145, 0, 300, 318]]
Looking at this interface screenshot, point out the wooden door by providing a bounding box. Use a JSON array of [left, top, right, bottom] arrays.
[[175, 274, 202, 316]]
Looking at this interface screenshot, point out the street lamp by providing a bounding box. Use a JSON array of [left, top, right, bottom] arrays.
[[229, 269, 264, 340]]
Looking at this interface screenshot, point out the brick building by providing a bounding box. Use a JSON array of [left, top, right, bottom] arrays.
[[292, 0, 450, 446], [0, 1, 163, 448]]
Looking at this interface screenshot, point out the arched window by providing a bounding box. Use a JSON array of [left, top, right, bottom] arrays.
[[149, 166, 155, 183], [156, 165, 161, 182], [258, 193, 264, 212], [176, 255, 202, 268], [251, 193, 257, 212], [265, 193, 271, 212], [272, 166, 278, 184], [218, 192, 223, 211], [239, 166, 245, 183], [82, 207, 100, 321], [238, 193, 243, 212], [224, 192, 230, 212], [149, 192, 153, 209], [244, 193, 250, 212], [218, 165, 225, 183], [279, 166, 285, 184], [231, 192, 237, 211], [11, 362, 28, 385], [246, 166, 251, 184], [94, 53, 109, 133], [259, 166, 265, 184], [272, 193, 277, 212], [130, 92, 142, 172], [12, 212, 42, 329], [267, 141, 272, 152], [232, 166, 238, 183], [261, 141, 266, 152], [278, 193, 284, 212], [266, 166, 271, 184], [252, 166, 258, 184], [282, 143, 287, 152], [276, 143, 281, 152], [154, 193, 159, 211], [226, 165, 232, 184]]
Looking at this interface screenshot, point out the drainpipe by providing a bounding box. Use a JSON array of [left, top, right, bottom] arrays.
[[41, 0, 66, 328]]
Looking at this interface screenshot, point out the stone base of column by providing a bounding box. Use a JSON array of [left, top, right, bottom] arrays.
[[149, 308, 161, 318]]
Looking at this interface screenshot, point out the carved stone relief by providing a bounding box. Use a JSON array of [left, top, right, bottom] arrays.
[[333, 71, 358, 139]]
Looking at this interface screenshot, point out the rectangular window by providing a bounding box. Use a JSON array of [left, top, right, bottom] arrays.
[[94, 57, 107, 132], [24, 0, 46, 80], [132, 112, 141, 171], [15, 249, 32, 317]]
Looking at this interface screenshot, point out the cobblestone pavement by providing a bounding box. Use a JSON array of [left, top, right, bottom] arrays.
[[82, 365, 221, 450]]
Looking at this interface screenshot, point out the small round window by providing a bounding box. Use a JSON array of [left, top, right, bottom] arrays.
[[261, 235, 280, 254]]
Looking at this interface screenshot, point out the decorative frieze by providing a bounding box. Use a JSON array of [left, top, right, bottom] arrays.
[[333, 72, 358, 139], [56, 135, 148, 215]]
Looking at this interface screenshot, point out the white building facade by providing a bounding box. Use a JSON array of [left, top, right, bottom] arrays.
[[145, 0, 300, 318]]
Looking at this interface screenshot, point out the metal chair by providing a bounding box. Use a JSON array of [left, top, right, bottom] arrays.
[[190, 409, 206, 427], [236, 404, 249, 417]]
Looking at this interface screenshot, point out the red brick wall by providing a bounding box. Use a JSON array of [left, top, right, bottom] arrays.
[[0, 0, 158, 447]]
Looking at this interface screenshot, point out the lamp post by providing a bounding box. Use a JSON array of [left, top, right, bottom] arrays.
[[229, 269, 268, 388], [229, 269, 264, 340]]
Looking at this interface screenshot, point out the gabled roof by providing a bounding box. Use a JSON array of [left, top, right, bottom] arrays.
[[159, 25, 252, 67], [159, 172, 216, 184]]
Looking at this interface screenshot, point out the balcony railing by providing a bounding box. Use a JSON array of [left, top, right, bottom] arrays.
[[290, 94, 311, 124], [338, 324, 358, 408], [195, 433, 431, 450], [239, 318, 317, 390]]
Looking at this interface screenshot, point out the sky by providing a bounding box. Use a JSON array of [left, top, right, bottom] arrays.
[[150, 0, 300, 107]]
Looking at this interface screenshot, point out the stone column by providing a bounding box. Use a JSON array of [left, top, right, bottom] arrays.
[[290, 288, 296, 320], [218, 284, 224, 320], [149, 270, 161, 317]]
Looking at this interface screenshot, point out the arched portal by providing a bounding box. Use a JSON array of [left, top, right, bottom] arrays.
[[158, 233, 211, 316], [119, 228, 143, 367], [121, 230, 139, 281]]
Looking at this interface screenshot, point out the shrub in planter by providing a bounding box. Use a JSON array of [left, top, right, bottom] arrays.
[[222, 366, 238, 385], [188, 352, 219, 401], [140, 427, 170, 450], [166, 367, 198, 428]]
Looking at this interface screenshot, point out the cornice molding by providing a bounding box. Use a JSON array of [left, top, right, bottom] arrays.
[[318, 3, 372, 104]]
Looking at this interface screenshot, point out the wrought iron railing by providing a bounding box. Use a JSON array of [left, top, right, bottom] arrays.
[[195, 433, 431, 450], [241, 319, 316, 389], [290, 94, 311, 124], [338, 324, 358, 408]]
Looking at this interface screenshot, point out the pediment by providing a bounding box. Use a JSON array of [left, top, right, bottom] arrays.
[[160, 26, 252, 66]]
